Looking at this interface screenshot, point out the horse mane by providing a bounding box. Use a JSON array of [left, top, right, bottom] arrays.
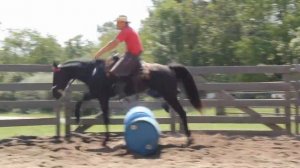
[[60, 61, 84, 68], [59, 59, 105, 68]]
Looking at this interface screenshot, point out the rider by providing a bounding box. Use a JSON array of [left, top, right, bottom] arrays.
[[94, 15, 144, 97]]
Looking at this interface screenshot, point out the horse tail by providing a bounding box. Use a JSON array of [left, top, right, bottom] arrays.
[[169, 64, 202, 111]]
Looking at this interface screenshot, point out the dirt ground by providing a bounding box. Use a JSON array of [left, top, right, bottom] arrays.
[[0, 133, 299, 168]]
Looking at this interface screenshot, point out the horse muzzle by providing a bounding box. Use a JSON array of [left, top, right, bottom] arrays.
[[52, 86, 64, 99]]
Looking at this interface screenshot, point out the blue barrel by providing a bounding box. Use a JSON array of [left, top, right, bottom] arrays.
[[124, 106, 155, 125], [124, 106, 160, 156]]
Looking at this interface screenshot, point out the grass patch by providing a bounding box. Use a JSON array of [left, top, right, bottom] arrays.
[[189, 123, 273, 131], [0, 122, 295, 140], [0, 111, 54, 118], [0, 107, 298, 139], [0, 125, 58, 139]]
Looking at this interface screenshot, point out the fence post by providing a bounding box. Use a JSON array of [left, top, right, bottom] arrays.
[[64, 86, 72, 138], [295, 89, 299, 135], [169, 108, 176, 133], [275, 107, 280, 116], [54, 101, 61, 138], [65, 89, 72, 138], [216, 91, 226, 115], [291, 60, 300, 135], [282, 72, 292, 134]]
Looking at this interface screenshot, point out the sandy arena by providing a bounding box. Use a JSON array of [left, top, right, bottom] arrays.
[[0, 133, 299, 168]]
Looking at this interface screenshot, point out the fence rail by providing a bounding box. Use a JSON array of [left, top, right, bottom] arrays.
[[0, 64, 299, 137]]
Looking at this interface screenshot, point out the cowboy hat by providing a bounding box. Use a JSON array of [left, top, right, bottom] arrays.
[[115, 15, 130, 23]]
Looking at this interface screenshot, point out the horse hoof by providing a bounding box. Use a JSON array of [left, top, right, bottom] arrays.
[[186, 137, 194, 146], [102, 140, 107, 147], [179, 137, 194, 148]]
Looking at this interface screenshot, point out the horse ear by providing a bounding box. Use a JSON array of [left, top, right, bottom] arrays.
[[53, 61, 58, 68], [52, 61, 61, 72]]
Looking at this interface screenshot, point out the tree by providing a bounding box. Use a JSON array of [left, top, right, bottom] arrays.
[[0, 28, 63, 64], [142, 0, 300, 67], [96, 22, 123, 58], [289, 27, 300, 60], [64, 35, 96, 61], [28, 35, 63, 64]]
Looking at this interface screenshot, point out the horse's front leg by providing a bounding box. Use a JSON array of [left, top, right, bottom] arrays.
[[75, 92, 93, 123], [98, 97, 110, 146]]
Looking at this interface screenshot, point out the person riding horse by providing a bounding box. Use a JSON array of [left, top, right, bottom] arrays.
[[94, 15, 143, 98], [52, 59, 202, 146], [52, 15, 202, 146]]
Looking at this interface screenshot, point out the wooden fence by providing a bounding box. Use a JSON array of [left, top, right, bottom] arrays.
[[0, 65, 61, 137], [0, 64, 300, 137]]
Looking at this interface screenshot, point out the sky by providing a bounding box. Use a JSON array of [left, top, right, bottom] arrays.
[[0, 0, 153, 44]]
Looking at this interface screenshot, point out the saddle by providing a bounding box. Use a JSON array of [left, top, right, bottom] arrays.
[[140, 62, 152, 80], [140, 62, 170, 79], [130, 61, 165, 80], [104, 57, 153, 80]]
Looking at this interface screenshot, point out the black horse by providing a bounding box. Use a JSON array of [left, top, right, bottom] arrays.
[[52, 57, 201, 146]]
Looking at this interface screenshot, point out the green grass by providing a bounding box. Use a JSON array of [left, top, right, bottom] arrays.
[[1, 123, 293, 140], [0, 107, 298, 139], [84, 123, 276, 132], [0, 111, 54, 118], [0, 126, 58, 139]]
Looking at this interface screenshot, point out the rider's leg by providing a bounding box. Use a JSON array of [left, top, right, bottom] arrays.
[[109, 53, 131, 98], [130, 56, 142, 95], [109, 52, 141, 99]]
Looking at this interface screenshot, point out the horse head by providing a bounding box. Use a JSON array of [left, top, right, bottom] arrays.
[[52, 60, 106, 99], [51, 61, 73, 99]]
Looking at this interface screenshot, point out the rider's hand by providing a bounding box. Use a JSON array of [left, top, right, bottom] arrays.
[[94, 55, 100, 60]]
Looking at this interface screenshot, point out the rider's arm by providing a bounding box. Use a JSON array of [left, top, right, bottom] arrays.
[[94, 39, 120, 59]]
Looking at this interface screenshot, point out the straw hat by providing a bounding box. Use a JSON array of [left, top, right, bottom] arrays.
[[115, 15, 130, 23]]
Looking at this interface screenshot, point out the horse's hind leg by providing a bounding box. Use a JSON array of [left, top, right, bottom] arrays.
[[163, 95, 192, 145], [161, 102, 170, 113]]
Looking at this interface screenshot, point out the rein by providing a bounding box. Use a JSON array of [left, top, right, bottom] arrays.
[[66, 79, 75, 90], [57, 79, 75, 100]]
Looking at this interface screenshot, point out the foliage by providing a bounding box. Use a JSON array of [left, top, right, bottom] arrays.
[[141, 0, 300, 68], [0, 29, 63, 64], [64, 35, 97, 61], [1, 0, 300, 83], [96, 22, 125, 58]]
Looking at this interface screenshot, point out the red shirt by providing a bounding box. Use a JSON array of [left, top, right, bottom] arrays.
[[116, 26, 143, 56]]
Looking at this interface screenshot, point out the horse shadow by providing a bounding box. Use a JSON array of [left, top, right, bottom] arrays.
[[85, 139, 212, 159], [0, 135, 63, 148]]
